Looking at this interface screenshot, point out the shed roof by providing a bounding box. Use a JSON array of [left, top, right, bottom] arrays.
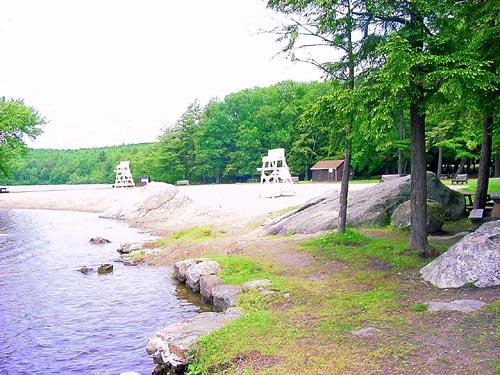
[[310, 160, 344, 170]]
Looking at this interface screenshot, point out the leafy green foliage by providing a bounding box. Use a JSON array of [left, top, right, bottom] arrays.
[[0, 98, 45, 177]]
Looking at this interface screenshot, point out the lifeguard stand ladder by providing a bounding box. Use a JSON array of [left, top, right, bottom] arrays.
[[257, 148, 295, 198], [113, 161, 135, 188]]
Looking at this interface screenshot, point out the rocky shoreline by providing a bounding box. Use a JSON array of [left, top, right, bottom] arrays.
[[145, 258, 273, 374]]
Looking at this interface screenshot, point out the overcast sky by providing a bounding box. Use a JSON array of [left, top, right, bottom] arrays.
[[0, 0, 323, 149]]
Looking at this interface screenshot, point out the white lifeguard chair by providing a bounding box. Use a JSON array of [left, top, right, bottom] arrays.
[[113, 161, 135, 188], [257, 148, 295, 198]]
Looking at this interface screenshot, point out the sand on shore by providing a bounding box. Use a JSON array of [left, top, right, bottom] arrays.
[[0, 182, 375, 233]]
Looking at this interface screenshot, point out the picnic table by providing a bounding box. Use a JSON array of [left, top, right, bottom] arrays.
[[0, 187, 9, 193], [176, 180, 189, 186]]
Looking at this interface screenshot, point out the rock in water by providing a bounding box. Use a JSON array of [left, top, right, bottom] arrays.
[[146, 308, 241, 372], [89, 237, 111, 244], [263, 172, 464, 235], [97, 264, 113, 274], [173, 258, 210, 283], [420, 220, 500, 288], [199, 275, 223, 304], [185, 260, 221, 292], [391, 199, 445, 233]]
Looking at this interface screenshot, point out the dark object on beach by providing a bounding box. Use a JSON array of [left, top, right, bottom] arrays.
[[0, 187, 9, 193], [79, 266, 94, 274], [97, 264, 113, 274], [89, 237, 111, 244]]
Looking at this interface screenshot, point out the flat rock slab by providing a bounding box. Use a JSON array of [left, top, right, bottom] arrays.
[[427, 299, 486, 313], [421, 220, 500, 288], [242, 279, 272, 290], [146, 308, 241, 370], [351, 327, 381, 338]]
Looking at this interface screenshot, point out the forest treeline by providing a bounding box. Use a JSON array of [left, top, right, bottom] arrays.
[[0, 79, 497, 186]]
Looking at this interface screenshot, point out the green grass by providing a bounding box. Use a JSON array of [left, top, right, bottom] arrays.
[[410, 302, 428, 312], [208, 255, 283, 286], [145, 225, 222, 248], [442, 177, 500, 193], [300, 229, 425, 269], [184, 229, 495, 374]]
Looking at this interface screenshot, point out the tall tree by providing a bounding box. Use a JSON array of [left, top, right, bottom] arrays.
[[267, 0, 381, 232]]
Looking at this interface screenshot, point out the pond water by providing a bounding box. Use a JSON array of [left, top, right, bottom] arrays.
[[0, 209, 204, 375]]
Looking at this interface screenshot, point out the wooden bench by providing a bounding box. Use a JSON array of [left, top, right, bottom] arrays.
[[380, 174, 401, 183], [451, 174, 468, 184], [175, 180, 189, 186], [0, 187, 8, 193], [247, 178, 258, 183]]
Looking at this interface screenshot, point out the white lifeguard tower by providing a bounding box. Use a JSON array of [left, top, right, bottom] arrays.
[[113, 161, 135, 188], [257, 148, 295, 198]]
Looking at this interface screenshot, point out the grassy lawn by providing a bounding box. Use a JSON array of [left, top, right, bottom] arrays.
[[442, 177, 500, 194], [185, 229, 498, 374]]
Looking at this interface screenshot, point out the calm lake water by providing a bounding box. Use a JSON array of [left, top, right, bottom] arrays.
[[0, 209, 204, 375]]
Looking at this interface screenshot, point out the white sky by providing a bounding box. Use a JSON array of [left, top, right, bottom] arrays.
[[0, 0, 323, 149]]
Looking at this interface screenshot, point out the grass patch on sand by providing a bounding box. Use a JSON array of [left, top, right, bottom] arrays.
[[146, 225, 223, 248], [301, 229, 425, 269], [208, 255, 283, 286]]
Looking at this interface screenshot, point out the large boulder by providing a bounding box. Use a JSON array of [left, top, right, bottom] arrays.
[[263, 172, 464, 235], [212, 285, 242, 312], [146, 308, 241, 372], [101, 182, 191, 220], [391, 199, 445, 233], [199, 275, 223, 304], [173, 258, 210, 283], [185, 260, 221, 292], [420, 220, 500, 288]]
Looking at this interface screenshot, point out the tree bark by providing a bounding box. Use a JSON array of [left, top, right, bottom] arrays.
[[457, 158, 466, 174], [398, 110, 404, 175], [495, 154, 500, 177], [408, 9, 429, 254], [337, 0, 354, 233], [410, 101, 429, 253], [338, 123, 352, 232], [437, 146, 443, 179], [473, 113, 493, 209]]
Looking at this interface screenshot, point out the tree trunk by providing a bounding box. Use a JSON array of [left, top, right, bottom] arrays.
[[398, 110, 404, 175], [457, 158, 466, 174], [338, 124, 352, 232], [337, 0, 354, 233], [473, 113, 493, 209], [495, 154, 500, 177], [304, 163, 309, 180], [410, 101, 429, 253], [408, 10, 429, 254], [437, 146, 443, 179]]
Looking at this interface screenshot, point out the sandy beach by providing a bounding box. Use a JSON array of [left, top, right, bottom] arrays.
[[0, 182, 375, 217]]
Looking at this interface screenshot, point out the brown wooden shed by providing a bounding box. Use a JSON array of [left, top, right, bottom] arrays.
[[310, 160, 344, 182]]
